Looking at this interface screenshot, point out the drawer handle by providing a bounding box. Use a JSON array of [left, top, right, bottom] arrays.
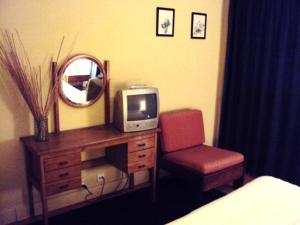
[[138, 154, 146, 158], [138, 143, 146, 147], [58, 161, 68, 166], [59, 184, 69, 190], [138, 164, 145, 169], [59, 172, 69, 177]]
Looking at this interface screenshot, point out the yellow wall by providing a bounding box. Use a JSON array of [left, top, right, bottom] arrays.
[[0, 0, 229, 223]]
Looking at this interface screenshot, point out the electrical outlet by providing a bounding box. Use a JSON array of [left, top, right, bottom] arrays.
[[97, 174, 104, 182], [81, 179, 85, 186]]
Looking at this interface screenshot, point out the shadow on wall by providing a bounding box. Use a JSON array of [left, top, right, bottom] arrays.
[[0, 73, 31, 210], [213, 0, 230, 146]]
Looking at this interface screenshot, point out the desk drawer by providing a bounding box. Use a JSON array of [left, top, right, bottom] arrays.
[[45, 166, 81, 183], [44, 153, 81, 172], [128, 136, 155, 153], [128, 148, 155, 173], [46, 177, 81, 196], [128, 148, 155, 164], [128, 160, 154, 173]]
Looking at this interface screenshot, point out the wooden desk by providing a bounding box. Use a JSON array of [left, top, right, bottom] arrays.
[[21, 125, 159, 225]]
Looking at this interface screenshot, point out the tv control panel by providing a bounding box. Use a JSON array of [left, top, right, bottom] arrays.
[[125, 120, 158, 132]]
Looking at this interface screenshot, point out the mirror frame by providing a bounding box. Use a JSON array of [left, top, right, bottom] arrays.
[[58, 54, 107, 108]]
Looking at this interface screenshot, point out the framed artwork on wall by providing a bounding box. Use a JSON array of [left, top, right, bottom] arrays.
[[191, 12, 207, 39], [156, 7, 175, 37]]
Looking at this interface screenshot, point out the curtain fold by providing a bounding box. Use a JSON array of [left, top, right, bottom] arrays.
[[219, 0, 300, 185]]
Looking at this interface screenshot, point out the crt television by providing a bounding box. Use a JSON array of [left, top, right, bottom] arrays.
[[113, 87, 159, 132]]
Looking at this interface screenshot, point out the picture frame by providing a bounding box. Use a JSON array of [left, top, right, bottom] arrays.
[[191, 12, 207, 39], [156, 7, 175, 37]]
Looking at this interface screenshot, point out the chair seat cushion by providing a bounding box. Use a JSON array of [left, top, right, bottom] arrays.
[[162, 145, 244, 174]]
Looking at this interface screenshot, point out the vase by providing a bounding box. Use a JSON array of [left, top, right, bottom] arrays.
[[34, 118, 49, 142]]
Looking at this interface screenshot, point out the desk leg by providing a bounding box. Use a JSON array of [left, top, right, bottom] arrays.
[[129, 174, 134, 189], [149, 167, 157, 201], [39, 157, 49, 225], [40, 193, 49, 225], [24, 149, 35, 217]]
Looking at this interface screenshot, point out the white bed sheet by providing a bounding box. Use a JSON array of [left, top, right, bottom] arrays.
[[62, 80, 87, 103], [167, 176, 300, 225]]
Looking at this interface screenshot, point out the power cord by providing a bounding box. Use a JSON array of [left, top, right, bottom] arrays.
[[114, 172, 129, 192], [82, 172, 128, 200], [98, 176, 105, 198], [114, 172, 124, 192], [82, 184, 93, 200], [120, 173, 129, 191]]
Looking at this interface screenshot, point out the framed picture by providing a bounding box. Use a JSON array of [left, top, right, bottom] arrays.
[[191, 12, 207, 39], [156, 7, 175, 37]]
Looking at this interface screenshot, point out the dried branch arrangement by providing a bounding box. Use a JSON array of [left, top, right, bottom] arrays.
[[0, 30, 62, 123]]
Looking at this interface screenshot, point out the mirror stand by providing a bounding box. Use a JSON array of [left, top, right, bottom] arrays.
[[51, 60, 111, 134], [52, 61, 60, 134]]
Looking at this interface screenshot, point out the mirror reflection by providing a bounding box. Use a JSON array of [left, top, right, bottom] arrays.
[[59, 55, 106, 107]]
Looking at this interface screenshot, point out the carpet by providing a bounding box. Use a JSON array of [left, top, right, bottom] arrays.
[[30, 177, 224, 225]]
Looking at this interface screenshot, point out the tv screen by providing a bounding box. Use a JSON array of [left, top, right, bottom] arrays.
[[127, 94, 157, 121]]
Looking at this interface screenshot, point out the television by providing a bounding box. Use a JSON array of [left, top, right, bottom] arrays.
[[113, 87, 159, 132]]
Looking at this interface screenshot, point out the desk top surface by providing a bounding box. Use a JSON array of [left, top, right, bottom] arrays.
[[21, 125, 159, 156]]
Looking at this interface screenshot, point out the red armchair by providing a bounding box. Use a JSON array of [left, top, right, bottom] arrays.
[[159, 109, 245, 192]]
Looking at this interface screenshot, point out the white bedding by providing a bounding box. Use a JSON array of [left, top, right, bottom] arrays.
[[167, 176, 300, 225], [61, 80, 87, 103]]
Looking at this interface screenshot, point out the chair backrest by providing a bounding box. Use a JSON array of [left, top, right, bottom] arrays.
[[86, 77, 102, 101], [159, 109, 205, 153]]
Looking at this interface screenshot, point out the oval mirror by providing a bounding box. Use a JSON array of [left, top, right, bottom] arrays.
[[58, 54, 107, 107]]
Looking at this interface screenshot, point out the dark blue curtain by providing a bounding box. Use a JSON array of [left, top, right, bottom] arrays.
[[219, 0, 300, 185]]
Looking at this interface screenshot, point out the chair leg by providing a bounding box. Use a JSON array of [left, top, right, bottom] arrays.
[[233, 176, 244, 189], [156, 166, 160, 179], [186, 179, 204, 206]]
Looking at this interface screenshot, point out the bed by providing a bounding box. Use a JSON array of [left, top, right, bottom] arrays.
[[167, 176, 300, 225], [61, 80, 87, 103]]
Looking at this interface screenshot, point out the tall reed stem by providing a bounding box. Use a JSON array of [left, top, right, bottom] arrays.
[[0, 30, 62, 123]]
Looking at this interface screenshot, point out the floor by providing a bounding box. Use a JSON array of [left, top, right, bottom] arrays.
[[29, 177, 225, 225]]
